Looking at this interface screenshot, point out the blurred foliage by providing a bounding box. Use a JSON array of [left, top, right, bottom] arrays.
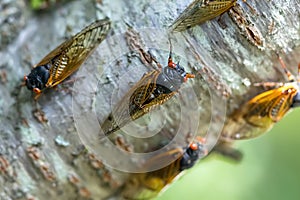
[[30, 0, 49, 9], [156, 110, 300, 200], [29, 0, 71, 10]]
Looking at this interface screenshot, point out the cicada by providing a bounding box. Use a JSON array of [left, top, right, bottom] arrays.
[[24, 18, 111, 99], [170, 0, 237, 32], [101, 51, 195, 136], [214, 56, 300, 159], [121, 138, 207, 199], [170, 0, 255, 32], [223, 57, 300, 140]]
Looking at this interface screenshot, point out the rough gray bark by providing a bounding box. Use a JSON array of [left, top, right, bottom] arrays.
[[0, 0, 299, 199]]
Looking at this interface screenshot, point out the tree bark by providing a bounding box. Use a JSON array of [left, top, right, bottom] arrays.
[[0, 0, 299, 199]]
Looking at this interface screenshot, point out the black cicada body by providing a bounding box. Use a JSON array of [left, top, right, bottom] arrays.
[[101, 52, 195, 136], [213, 57, 300, 161], [121, 138, 207, 199], [24, 18, 111, 99]]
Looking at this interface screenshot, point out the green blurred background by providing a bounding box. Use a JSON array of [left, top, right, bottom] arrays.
[[156, 110, 300, 200]]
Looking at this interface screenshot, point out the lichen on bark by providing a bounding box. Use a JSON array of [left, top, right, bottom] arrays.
[[0, 0, 299, 199]]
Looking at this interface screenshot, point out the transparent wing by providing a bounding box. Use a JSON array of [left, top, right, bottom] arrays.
[[121, 148, 183, 200], [35, 18, 111, 87], [129, 70, 176, 119], [230, 85, 297, 139], [245, 86, 296, 123], [171, 0, 236, 32], [102, 70, 175, 135], [129, 70, 160, 108]]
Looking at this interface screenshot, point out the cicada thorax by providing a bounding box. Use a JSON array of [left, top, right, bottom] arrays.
[[129, 71, 173, 119], [100, 70, 163, 136], [221, 83, 299, 141], [24, 18, 111, 98], [102, 56, 195, 136], [130, 64, 188, 118], [121, 141, 206, 199], [170, 0, 237, 32], [24, 64, 51, 93], [213, 60, 300, 161]]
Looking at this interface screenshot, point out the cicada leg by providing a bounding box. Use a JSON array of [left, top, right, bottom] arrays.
[[59, 76, 84, 94], [146, 50, 163, 70], [167, 39, 177, 69], [33, 94, 41, 100], [277, 53, 295, 82], [241, 0, 257, 15], [253, 82, 284, 90], [217, 13, 228, 29], [21, 76, 27, 86], [298, 63, 300, 82], [144, 38, 178, 71], [195, 136, 208, 156], [212, 141, 243, 162], [61, 76, 85, 85], [254, 54, 295, 89]]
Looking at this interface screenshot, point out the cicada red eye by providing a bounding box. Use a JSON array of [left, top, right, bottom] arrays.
[[33, 88, 41, 94], [189, 142, 198, 150], [168, 59, 177, 69], [212, 56, 300, 161], [221, 56, 300, 142], [102, 46, 195, 136], [121, 138, 207, 199], [24, 18, 111, 99]]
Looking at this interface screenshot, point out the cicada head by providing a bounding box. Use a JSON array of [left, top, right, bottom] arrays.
[[159, 57, 195, 92], [292, 91, 300, 107], [290, 63, 300, 107], [168, 54, 195, 82], [292, 64, 300, 107], [24, 65, 50, 94], [179, 140, 206, 171]]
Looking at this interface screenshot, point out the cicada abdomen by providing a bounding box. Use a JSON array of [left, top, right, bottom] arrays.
[[214, 57, 300, 160], [101, 52, 195, 136], [170, 0, 237, 32], [121, 139, 207, 199], [24, 18, 111, 99]]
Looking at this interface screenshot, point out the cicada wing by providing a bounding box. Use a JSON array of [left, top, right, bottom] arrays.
[[129, 70, 177, 119], [228, 86, 297, 140], [213, 140, 243, 161], [143, 148, 183, 173], [122, 148, 183, 199], [129, 70, 160, 108], [130, 91, 175, 120], [102, 71, 158, 133], [101, 71, 159, 135], [35, 19, 111, 88], [102, 70, 176, 135], [141, 148, 185, 198], [245, 87, 295, 123], [171, 0, 236, 32]]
